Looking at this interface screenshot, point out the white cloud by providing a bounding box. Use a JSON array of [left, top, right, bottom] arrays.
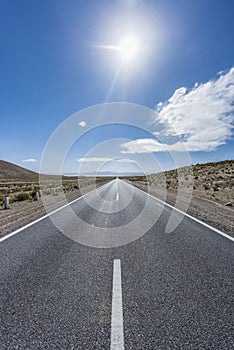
[[121, 139, 192, 153], [78, 121, 86, 127], [117, 158, 136, 163], [122, 67, 234, 153], [77, 157, 112, 163], [22, 158, 37, 162], [122, 139, 167, 153]]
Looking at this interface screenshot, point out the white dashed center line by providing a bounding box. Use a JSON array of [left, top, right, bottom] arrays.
[[111, 259, 124, 350]]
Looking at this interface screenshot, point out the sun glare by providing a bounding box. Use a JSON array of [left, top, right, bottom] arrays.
[[117, 35, 139, 62]]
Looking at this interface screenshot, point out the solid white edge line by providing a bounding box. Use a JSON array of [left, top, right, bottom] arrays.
[[0, 187, 99, 243], [111, 259, 124, 350], [124, 180, 234, 243]]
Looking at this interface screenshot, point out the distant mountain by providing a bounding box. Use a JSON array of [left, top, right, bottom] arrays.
[[78, 171, 146, 177], [0, 160, 38, 181], [2, 159, 232, 182], [0, 160, 145, 182]]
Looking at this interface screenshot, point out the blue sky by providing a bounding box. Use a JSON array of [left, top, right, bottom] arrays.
[[0, 0, 234, 175]]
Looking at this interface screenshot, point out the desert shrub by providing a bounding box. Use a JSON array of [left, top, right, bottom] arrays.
[[203, 184, 210, 190], [13, 192, 30, 202]]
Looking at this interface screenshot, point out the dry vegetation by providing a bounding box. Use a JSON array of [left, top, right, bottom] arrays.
[[0, 160, 112, 236], [127, 160, 234, 236]]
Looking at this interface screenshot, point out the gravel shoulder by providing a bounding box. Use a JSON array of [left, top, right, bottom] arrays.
[[131, 182, 234, 237]]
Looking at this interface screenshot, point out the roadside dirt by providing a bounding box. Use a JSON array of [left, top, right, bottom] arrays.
[[131, 181, 234, 237], [0, 185, 96, 238]]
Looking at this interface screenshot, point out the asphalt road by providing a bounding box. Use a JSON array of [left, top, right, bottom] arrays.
[[0, 179, 233, 349]]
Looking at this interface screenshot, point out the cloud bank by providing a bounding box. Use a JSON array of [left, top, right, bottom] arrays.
[[122, 67, 234, 153]]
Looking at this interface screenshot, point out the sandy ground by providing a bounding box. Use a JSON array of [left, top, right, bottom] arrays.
[[0, 180, 233, 239]]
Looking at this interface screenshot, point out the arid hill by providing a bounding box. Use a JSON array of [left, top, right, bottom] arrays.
[[128, 159, 234, 235], [128, 160, 234, 204], [0, 160, 38, 181]]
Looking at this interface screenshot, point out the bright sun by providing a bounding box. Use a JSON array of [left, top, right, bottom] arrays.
[[117, 35, 139, 62]]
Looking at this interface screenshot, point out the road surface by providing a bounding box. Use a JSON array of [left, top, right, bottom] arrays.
[[0, 179, 233, 349]]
